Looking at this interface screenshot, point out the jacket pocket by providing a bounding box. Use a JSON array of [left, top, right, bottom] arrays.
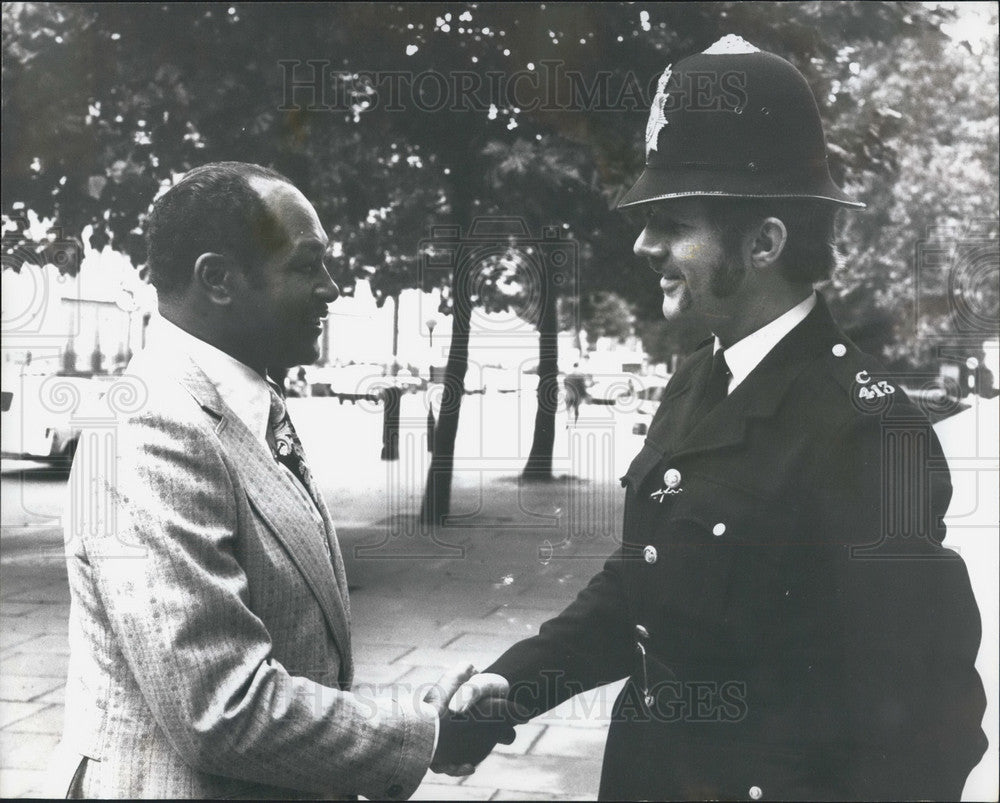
[[650, 477, 792, 645]]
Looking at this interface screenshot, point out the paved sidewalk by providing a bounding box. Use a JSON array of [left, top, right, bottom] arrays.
[[0, 429, 628, 799]]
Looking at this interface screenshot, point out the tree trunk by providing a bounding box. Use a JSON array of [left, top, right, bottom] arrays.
[[419, 147, 476, 526], [390, 293, 399, 376], [521, 266, 559, 481], [420, 260, 471, 525]]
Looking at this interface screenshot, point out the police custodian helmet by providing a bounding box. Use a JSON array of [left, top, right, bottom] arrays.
[[618, 35, 864, 209]]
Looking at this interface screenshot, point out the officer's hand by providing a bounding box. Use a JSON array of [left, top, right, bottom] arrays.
[[422, 662, 478, 777], [448, 672, 511, 714], [430, 695, 525, 775], [431, 673, 527, 775], [423, 662, 478, 718]]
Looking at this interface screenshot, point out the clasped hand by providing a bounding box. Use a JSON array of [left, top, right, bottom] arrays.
[[423, 664, 525, 776]]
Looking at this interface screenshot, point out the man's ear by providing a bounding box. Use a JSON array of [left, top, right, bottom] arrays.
[[750, 217, 788, 270], [192, 253, 238, 305]]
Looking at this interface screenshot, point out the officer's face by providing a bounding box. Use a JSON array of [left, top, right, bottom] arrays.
[[229, 179, 340, 370], [633, 198, 746, 324]]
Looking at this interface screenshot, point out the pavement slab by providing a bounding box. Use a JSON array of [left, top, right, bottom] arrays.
[[0, 731, 60, 770], [0, 603, 37, 617], [32, 684, 65, 706], [6, 634, 69, 654], [351, 641, 414, 666], [0, 702, 47, 730], [345, 661, 412, 686], [460, 754, 601, 798], [530, 723, 610, 758], [0, 630, 37, 652], [0, 768, 47, 799], [1, 704, 64, 735], [2, 585, 69, 606], [492, 790, 584, 801], [0, 652, 68, 678], [0, 675, 64, 704], [438, 631, 520, 655], [410, 781, 500, 800]]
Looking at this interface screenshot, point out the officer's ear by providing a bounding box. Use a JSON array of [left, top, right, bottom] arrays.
[[192, 252, 241, 306], [750, 217, 788, 270]]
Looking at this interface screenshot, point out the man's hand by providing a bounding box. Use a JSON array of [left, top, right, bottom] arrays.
[[423, 662, 479, 719], [426, 670, 522, 776], [447, 672, 511, 715]]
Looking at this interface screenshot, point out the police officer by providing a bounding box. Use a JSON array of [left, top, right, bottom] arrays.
[[448, 36, 988, 800]]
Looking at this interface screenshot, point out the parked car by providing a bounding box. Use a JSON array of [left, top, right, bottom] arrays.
[[307, 363, 427, 404], [1, 373, 116, 467]]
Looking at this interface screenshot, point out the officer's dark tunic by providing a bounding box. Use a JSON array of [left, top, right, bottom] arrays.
[[488, 297, 987, 801]]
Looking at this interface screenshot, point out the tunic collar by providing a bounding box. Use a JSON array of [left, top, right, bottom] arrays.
[[714, 292, 817, 394]]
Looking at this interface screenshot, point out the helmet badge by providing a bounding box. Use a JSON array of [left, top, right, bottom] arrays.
[[645, 65, 672, 161], [702, 34, 760, 55]]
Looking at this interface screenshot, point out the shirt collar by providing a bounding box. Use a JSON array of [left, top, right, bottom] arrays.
[[151, 315, 272, 446], [714, 292, 817, 393]]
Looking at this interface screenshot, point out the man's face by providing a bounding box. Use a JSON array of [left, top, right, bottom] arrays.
[[632, 198, 748, 327], [231, 178, 339, 370]]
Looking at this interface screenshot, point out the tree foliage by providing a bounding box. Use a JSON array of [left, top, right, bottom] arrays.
[[4, 3, 997, 500]]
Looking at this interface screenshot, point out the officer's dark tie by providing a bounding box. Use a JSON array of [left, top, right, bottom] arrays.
[[690, 348, 731, 427], [265, 381, 321, 507]]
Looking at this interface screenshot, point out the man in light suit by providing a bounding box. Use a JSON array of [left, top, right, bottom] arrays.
[[51, 162, 512, 798]]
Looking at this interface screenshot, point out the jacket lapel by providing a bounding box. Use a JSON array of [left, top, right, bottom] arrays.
[[216, 415, 354, 681], [161, 351, 354, 679], [312, 492, 352, 638], [644, 345, 711, 458]]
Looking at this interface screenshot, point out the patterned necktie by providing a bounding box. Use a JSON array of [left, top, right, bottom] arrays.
[[690, 348, 731, 427], [265, 381, 319, 505]]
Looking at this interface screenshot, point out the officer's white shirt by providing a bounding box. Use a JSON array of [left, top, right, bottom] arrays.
[[715, 292, 817, 394]]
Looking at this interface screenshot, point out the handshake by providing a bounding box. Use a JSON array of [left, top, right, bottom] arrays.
[[423, 664, 528, 776]]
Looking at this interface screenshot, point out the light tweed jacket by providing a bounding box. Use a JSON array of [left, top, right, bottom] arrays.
[[49, 342, 435, 799]]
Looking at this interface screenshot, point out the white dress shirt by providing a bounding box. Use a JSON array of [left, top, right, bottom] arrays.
[[152, 316, 272, 447], [150, 316, 324, 521], [714, 292, 817, 394]]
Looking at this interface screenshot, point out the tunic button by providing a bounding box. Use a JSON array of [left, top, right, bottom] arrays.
[[749, 785, 763, 800], [712, 522, 726, 537], [663, 468, 682, 489], [643, 545, 658, 564], [832, 343, 847, 357]]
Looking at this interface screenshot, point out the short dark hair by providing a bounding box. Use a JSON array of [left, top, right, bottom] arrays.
[[145, 161, 293, 294], [704, 198, 840, 283]]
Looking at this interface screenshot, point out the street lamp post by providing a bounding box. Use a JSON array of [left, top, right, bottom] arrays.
[[426, 318, 438, 452]]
